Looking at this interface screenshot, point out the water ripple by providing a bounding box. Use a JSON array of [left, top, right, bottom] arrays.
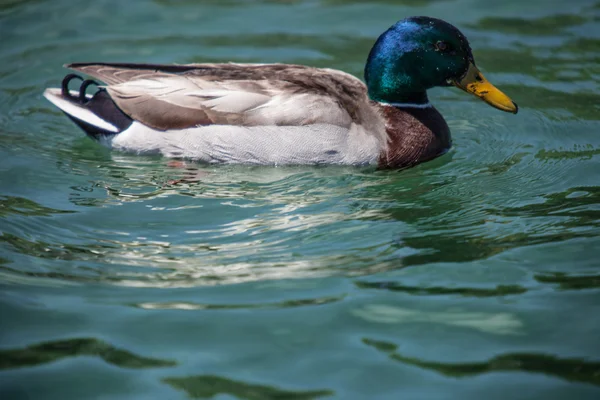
[[363, 338, 600, 386], [1, 1, 600, 398], [163, 375, 333, 400], [132, 294, 345, 310], [0, 338, 177, 370]]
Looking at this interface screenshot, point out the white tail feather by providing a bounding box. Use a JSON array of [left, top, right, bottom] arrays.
[[43, 88, 119, 132]]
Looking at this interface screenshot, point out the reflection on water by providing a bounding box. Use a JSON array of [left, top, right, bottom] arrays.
[[0, 233, 108, 261], [355, 281, 528, 297], [1, 0, 600, 398], [133, 294, 345, 310], [353, 304, 523, 335], [534, 272, 600, 290], [363, 338, 600, 386], [0, 196, 75, 218], [163, 375, 333, 400], [0, 338, 176, 370]]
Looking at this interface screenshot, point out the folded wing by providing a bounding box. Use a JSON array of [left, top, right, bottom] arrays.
[[66, 62, 370, 131]]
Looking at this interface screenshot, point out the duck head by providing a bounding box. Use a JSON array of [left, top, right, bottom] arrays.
[[365, 16, 518, 114]]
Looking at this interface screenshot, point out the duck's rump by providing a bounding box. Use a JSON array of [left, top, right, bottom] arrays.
[[43, 86, 133, 140]]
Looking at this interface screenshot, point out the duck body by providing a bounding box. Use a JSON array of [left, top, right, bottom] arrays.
[[44, 17, 515, 169], [45, 62, 451, 168]]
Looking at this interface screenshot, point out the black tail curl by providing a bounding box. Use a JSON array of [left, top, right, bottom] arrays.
[[61, 73, 103, 104], [59, 73, 133, 139]]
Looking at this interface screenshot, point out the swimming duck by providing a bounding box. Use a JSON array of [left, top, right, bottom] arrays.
[[43, 16, 517, 169]]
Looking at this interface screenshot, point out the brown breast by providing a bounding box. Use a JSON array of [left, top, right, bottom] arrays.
[[375, 103, 452, 169]]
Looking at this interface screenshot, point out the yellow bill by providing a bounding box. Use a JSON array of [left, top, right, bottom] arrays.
[[452, 62, 518, 114]]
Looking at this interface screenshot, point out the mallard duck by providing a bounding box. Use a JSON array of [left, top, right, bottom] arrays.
[[44, 16, 517, 168]]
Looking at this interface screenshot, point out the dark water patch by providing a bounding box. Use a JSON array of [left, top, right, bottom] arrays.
[[0, 196, 75, 218], [0, 233, 111, 261], [481, 152, 528, 176], [363, 338, 600, 386], [163, 375, 333, 400], [0, 265, 110, 285], [105, 186, 170, 201], [400, 229, 595, 266], [567, 37, 600, 54], [56, 140, 114, 164], [350, 176, 600, 266], [536, 147, 600, 161], [0, 259, 176, 286], [0, 0, 45, 14], [535, 272, 600, 290], [495, 186, 600, 222], [468, 15, 588, 35], [355, 281, 527, 297], [0, 338, 177, 370], [373, 195, 592, 266], [67, 193, 110, 208]]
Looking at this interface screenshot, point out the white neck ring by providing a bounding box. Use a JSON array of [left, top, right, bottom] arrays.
[[381, 101, 433, 109]]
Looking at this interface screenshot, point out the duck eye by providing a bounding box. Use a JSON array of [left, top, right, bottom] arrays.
[[435, 41, 449, 52]]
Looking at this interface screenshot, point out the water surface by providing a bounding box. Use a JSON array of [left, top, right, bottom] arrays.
[[1, 0, 600, 399]]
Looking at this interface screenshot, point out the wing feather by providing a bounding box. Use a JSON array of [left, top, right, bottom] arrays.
[[66, 62, 376, 132]]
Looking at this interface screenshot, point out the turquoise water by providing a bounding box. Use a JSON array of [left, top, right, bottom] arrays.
[[1, 0, 600, 398]]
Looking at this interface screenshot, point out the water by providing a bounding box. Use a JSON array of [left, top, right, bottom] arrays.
[[1, 0, 600, 398]]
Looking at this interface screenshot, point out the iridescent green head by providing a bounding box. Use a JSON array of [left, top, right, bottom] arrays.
[[365, 16, 517, 113]]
